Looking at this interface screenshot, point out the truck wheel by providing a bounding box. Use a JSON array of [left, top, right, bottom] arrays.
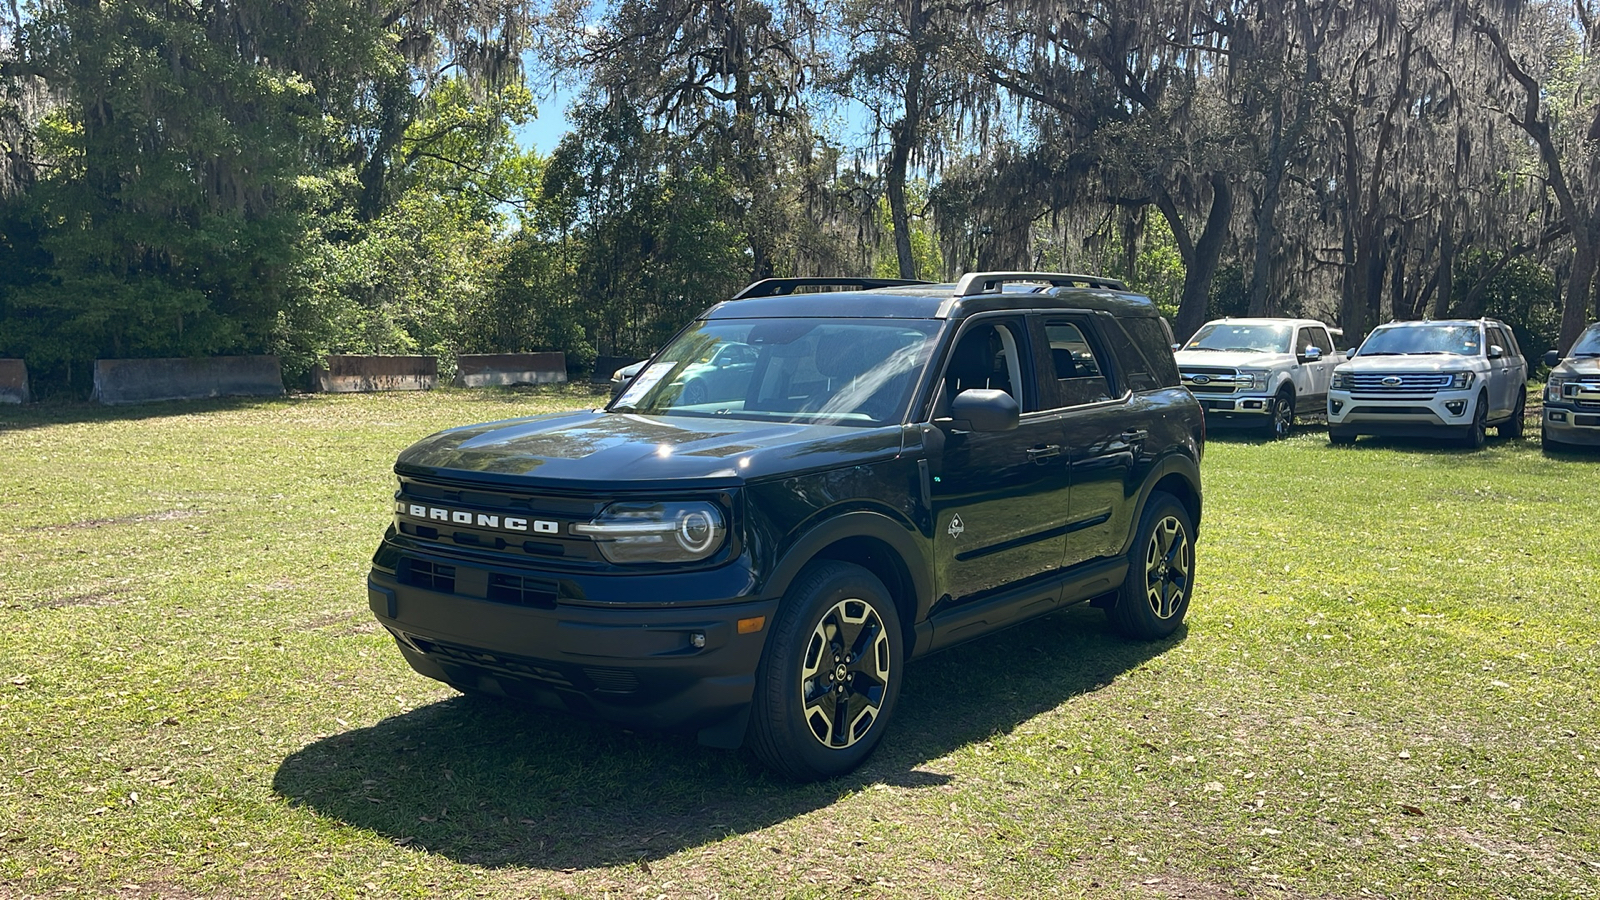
[[748, 561, 902, 781], [1265, 391, 1294, 440], [1107, 492, 1194, 640], [1460, 392, 1488, 449], [1501, 388, 1527, 439]]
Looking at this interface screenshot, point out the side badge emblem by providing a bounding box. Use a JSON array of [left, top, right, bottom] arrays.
[[947, 514, 965, 539]]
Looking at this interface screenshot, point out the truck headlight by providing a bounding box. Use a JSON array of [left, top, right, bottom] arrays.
[[1547, 375, 1568, 403], [1238, 369, 1268, 392], [1331, 371, 1351, 390], [1446, 371, 1476, 390], [572, 501, 726, 564]]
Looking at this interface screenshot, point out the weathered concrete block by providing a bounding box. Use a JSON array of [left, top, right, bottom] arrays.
[[454, 352, 567, 387], [314, 355, 437, 393], [91, 357, 285, 405], [591, 355, 644, 385], [0, 358, 29, 404]]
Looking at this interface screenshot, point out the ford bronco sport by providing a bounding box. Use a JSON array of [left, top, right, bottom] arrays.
[[368, 272, 1205, 780]]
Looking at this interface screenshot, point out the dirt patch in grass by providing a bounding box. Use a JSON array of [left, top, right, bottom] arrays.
[[21, 508, 204, 532], [34, 590, 124, 609]]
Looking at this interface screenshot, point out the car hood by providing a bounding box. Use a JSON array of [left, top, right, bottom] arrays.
[[395, 409, 906, 488], [1555, 357, 1600, 378], [1335, 354, 1488, 373], [1174, 349, 1288, 369]]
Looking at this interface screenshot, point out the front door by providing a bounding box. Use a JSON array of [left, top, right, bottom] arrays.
[[926, 316, 1071, 606]]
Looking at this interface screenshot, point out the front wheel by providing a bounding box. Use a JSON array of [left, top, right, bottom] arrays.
[[1265, 391, 1294, 440], [748, 561, 903, 781], [1107, 492, 1195, 640], [1460, 392, 1488, 449], [1501, 388, 1527, 439]]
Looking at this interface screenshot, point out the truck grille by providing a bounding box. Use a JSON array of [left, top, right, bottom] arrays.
[[394, 476, 606, 565], [1564, 379, 1600, 409], [1180, 367, 1247, 394], [400, 559, 456, 593], [1349, 373, 1452, 396]]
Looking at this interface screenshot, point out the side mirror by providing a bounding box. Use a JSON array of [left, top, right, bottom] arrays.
[[1171, 342, 1181, 351], [1488, 345, 1505, 360], [947, 389, 1020, 432], [1302, 346, 1322, 362], [1545, 349, 1561, 367]]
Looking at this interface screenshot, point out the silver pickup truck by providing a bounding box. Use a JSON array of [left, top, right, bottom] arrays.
[[1174, 317, 1346, 440]]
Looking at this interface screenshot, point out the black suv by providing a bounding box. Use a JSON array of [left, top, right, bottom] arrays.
[[368, 272, 1205, 780]]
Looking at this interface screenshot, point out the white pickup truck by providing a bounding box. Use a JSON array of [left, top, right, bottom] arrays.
[[1174, 317, 1346, 440]]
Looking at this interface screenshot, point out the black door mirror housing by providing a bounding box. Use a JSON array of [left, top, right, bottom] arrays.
[[1545, 349, 1561, 367], [947, 389, 1020, 432]]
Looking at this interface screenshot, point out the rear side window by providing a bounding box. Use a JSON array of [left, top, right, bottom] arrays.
[[1309, 327, 1334, 355], [1110, 317, 1180, 390], [1044, 321, 1114, 406]]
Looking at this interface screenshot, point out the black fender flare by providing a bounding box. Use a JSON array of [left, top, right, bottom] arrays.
[[760, 508, 932, 625], [1122, 452, 1203, 555]]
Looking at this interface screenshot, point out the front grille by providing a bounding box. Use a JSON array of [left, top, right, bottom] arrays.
[[401, 559, 456, 593], [1575, 414, 1600, 427], [1349, 373, 1452, 395], [394, 476, 607, 565], [1180, 367, 1249, 394], [1566, 381, 1600, 409], [486, 573, 558, 609], [582, 667, 640, 693], [402, 635, 640, 696], [1349, 406, 1434, 415]]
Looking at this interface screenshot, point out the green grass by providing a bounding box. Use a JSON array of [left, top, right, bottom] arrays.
[[2, 390, 1597, 899]]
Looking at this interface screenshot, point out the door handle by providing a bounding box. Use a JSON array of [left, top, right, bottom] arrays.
[[1121, 429, 1148, 443], [1026, 444, 1062, 462]]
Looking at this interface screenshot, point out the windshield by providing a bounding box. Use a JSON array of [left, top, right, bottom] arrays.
[[1569, 323, 1600, 357], [609, 318, 941, 425], [1183, 323, 1291, 354], [1358, 324, 1481, 356]]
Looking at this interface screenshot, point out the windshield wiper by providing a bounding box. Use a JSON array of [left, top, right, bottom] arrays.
[[1224, 347, 1269, 353], [1184, 346, 1222, 351]]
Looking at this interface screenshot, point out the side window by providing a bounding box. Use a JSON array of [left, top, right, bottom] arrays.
[[941, 319, 1034, 412], [1489, 326, 1516, 358], [1310, 327, 1334, 355], [1295, 328, 1314, 356], [1044, 321, 1114, 407]]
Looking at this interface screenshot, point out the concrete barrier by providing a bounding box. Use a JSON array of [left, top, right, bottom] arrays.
[[91, 356, 285, 405], [591, 355, 644, 385], [454, 352, 567, 387], [0, 359, 30, 404], [314, 355, 437, 393]]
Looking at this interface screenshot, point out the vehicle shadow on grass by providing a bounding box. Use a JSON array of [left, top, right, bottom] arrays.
[[272, 603, 1177, 870], [0, 394, 299, 431]]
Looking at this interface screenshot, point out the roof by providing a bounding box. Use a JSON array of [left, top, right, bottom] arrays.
[[705, 272, 1162, 321], [1200, 317, 1334, 330]]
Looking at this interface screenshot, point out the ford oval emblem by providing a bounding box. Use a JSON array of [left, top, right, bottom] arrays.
[[1381, 376, 1403, 386], [1191, 375, 1211, 385]]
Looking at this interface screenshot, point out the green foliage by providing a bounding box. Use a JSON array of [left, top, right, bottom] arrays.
[[871, 182, 943, 281], [1454, 252, 1561, 361]]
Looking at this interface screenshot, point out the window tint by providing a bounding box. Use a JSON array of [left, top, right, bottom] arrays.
[[1309, 327, 1334, 355], [942, 319, 1033, 412], [1045, 322, 1113, 406], [1295, 328, 1314, 355], [1117, 317, 1181, 388]]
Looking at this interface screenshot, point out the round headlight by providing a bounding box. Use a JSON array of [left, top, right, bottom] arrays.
[[573, 501, 727, 564]]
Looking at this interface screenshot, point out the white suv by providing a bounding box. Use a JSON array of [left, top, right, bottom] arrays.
[[1327, 318, 1528, 448]]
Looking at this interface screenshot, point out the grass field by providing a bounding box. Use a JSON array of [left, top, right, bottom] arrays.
[[2, 389, 1597, 899]]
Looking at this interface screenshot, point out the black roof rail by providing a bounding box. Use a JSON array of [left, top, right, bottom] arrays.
[[730, 277, 935, 300], [953, 271, 1127, 297]]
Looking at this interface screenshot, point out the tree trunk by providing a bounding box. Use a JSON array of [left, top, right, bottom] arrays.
[[1158, 172, 1233, 342], [886, 19, 926, 281]]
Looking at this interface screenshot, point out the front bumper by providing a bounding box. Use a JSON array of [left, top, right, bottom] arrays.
[[1326, 389, 1477, 435], [367, 558, 778, 746], [1542, 406, 1600, 446], [1193, 393, 1274, 423]]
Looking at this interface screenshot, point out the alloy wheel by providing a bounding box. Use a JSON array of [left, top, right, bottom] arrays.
[[799, 598, 891, 749]]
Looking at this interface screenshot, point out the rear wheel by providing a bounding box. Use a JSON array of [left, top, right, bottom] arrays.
[[749, 561, 903, 781], [1107, 492, 1195, 640], [1265, 391, 1294, 440]]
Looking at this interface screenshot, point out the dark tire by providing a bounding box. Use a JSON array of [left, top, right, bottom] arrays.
[[1329, 428, 1357, 446], [748, 561, 903, 781], [1265, 390, 1294, 440], [1501, 388, 1527, 439], [1460, 392, 1488, 449], [1107, 492, 1195, 640], [1542, 424, 1558, 453], [682, 379, 708, 405]]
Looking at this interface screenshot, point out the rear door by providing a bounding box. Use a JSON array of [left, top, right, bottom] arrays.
[[927, 316, 1072, 606], [1038, 314, 1138, 567], [1486, 325, 1519, 416]]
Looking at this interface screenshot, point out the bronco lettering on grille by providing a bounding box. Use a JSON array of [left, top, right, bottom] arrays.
[[398, 502, 560, 534]]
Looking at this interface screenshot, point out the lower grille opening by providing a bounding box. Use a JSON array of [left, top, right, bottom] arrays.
[[486, 573, 559, 609], [401, 559, 456, 593]]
